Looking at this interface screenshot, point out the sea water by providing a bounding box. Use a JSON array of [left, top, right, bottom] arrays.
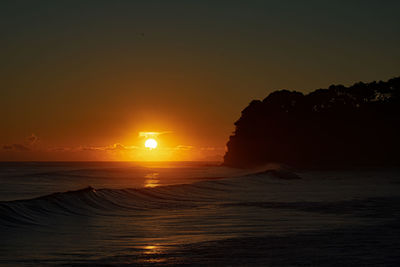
[[0, 162, 399, 266]]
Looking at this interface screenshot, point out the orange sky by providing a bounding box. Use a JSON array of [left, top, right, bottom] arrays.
[[1, 1, 399, 161]]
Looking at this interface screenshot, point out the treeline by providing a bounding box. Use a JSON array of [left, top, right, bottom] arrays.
[[224, 77, 400, 168]]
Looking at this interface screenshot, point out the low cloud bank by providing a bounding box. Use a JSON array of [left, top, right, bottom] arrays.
[[2, 134, 38, 152]]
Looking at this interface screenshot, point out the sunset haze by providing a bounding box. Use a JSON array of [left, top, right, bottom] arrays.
[[1, 1, 399, 161]]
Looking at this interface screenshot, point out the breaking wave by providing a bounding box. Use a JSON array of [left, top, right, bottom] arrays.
[[0, 169, 298, 228]]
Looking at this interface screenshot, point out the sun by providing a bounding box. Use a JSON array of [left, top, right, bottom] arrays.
[[145, 138, 158, 149]]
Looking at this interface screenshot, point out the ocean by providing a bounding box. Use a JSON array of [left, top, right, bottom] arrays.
[[0, 162, 399, 266]]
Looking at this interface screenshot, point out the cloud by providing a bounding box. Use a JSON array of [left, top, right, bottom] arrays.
[[80, 143, 138, 152], [174, 145, 194, 151], [50, 147, 73, 152], [2, 144, 31, 151], [27, 133, 38, 145], [201, 146, 216, 151], [106, 143, 138, 151], [108, 143, 127, 151], [138, 131, 173, 138], [2, 133, 40, 152]]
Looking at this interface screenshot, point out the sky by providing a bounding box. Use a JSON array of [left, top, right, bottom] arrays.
[[1, 0, 399, 161]]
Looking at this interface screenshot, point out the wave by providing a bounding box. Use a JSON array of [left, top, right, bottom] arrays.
[[0, 168, 300, 228]]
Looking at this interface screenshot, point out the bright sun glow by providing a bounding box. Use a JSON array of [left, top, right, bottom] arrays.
[[145, 138, 158, 149]]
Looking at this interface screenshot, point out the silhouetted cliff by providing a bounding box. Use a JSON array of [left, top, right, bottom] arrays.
[[224, 77, 400, 168]]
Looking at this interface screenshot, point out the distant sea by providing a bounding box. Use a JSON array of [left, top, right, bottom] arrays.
[[1, 162, 400, 266]]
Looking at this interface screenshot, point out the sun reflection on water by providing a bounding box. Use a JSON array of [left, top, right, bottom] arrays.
[[144, 172, 160, 188], [144, 245, 161, 254], [138, 244, 168, 264]]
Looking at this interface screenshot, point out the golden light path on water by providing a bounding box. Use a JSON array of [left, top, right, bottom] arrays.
[[144, 172, 160, 188]]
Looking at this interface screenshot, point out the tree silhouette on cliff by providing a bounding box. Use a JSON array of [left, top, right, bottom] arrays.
[[224, 77, 400, 168]]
